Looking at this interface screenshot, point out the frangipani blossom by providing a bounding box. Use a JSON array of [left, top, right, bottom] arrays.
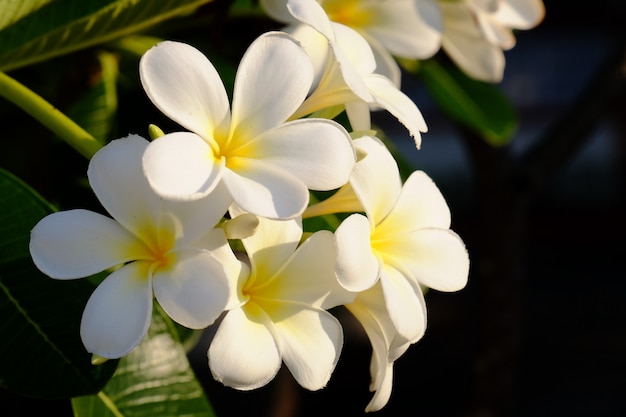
[[440, 0, 545, 82], [305, 135, 469, 410], [261, 0, 443, 86], [208, 207, 353, 391], [139, 31, 356, 219], [268, 0, 427, 148], [29, 135, 234, 359]]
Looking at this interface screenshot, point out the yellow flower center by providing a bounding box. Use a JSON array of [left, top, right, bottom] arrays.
[[323, 0, 373, 27]]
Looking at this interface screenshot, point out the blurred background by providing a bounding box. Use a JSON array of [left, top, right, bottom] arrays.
[[1, 0, 625, 416]]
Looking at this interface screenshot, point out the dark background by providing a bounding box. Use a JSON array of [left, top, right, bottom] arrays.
[[2, 0, 625, 416]]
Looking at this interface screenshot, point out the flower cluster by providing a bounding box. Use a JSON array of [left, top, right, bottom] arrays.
[[262, 0, 545, 83], [25, 0, 497, 412]]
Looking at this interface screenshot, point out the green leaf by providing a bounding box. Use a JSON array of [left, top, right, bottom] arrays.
[[415, 59, 518, 147], [72, 306, 216, 417], [0, 168, 118, 398], [0, 0, 214, 72], [0, 0, 51, 32], [64, 50, 119, 144]]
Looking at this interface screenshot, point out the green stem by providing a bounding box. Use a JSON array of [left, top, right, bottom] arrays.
[[0, 71, 101, 159]]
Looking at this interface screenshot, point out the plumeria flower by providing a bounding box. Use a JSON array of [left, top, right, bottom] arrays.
[[29, 135, 234, 359], [261, 0, 443, 86], [440, 0, 545, 82], [265, 0, 427, 148], [139, 31, 356, 220], [304, 135, 469, 410], [208, 206, 354, 391]]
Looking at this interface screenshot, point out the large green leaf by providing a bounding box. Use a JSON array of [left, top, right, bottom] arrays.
[[0, 168, 118, 398], [414, 59, 518, 147], [72, 306, 216, 417], [0, 0, 214, 72]]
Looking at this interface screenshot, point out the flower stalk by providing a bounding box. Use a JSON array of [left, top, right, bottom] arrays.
[[0, 71, 102, 159]]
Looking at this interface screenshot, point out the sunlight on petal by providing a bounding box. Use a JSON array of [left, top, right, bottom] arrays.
[[140, 40, 230, 141], [153, 250, 231, 329], [209, 304, 281, 390], [335, 214, 379, 292], [80, 261, 153, 358], [270, 304, 343, 390], [30, 209, 148, 279], [143, 132, 224, 201]]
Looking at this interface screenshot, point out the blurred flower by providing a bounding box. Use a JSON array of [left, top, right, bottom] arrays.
[[139, 32, 355, 219], [208, 208, 353, 390], [263, 0, 427, 148], [261, 0, 443, 86], [29, 136, 234, 359], [440, 0, 545, 81]]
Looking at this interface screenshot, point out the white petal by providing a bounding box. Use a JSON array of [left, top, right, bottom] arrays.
[[230, 32, 313, 142], [350, 136, 402, 225], [364, 0, 442, 59], [262, 230, 354, 308], [365, 74, 427, 146], [87, 135, 161, 239], [209, 304, 281, 390], [142, 132, 225, 201], [237, 211, 302, 278], [271, 304, 343, 390], [387, 229, 470, 292], [334, 214, 379, 292], [80, 261, 153, 358], [152, 250, 231, 329], [243, 119, 355, 191], [362, 34, 402, 87], [287, 0, 336, 41], [30, 209, 147, 279], [140, 41, 230, 142], [380, 265, 427, 344], [333, 23, 376, 76], [344, 100, 372, 131], [161, 181, 232, 246], [495, 0, 545, 29], [377, 170, 450, 234], [285, 23, 331, 92], [222, 159, 309, 219]]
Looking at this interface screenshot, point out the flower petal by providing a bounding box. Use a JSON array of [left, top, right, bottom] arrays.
[[263, 230, 354, 308], [380, 265, 427, 344], [350, 136, 402, 225], [334, 213, 379, 292], [230, 32, 313, 142], [495, 0, 545, 30], [142, 132, 225, 201], [365, 74, 427, 147], [30, 209, 147, 279], [209, 304, 282, 390], [80, 261, 153, 358], [387, 228, 470, 292], [240, 119, 355, 191], [287, 0, 336, 40], [222, 159, 309, 219], [236, 210, 302, 279], [140, 41, 230, 142], [153, 250, 231, 329], [270, 303, 343, 390], [260, 0, 298, 23], [87, 135, 161, 238]]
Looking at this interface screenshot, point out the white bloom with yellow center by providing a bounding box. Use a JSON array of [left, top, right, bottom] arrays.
[[208, 207, 353, 391], [262, 0, 443, 86], [266, 0, 427, 148], [305, 135, 469, 410], [139, 31, 356, 220], [29, 136, 234, 359]]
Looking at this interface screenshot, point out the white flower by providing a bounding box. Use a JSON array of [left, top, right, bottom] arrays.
[[305, 135, 469, 410], [440, 0, 545, 81], [29, 135, 234, 359], [261, 0, 443, 86], [268, 0, 427, 148], [139, 31, 356, 220], [208, 207, 353, 391]]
